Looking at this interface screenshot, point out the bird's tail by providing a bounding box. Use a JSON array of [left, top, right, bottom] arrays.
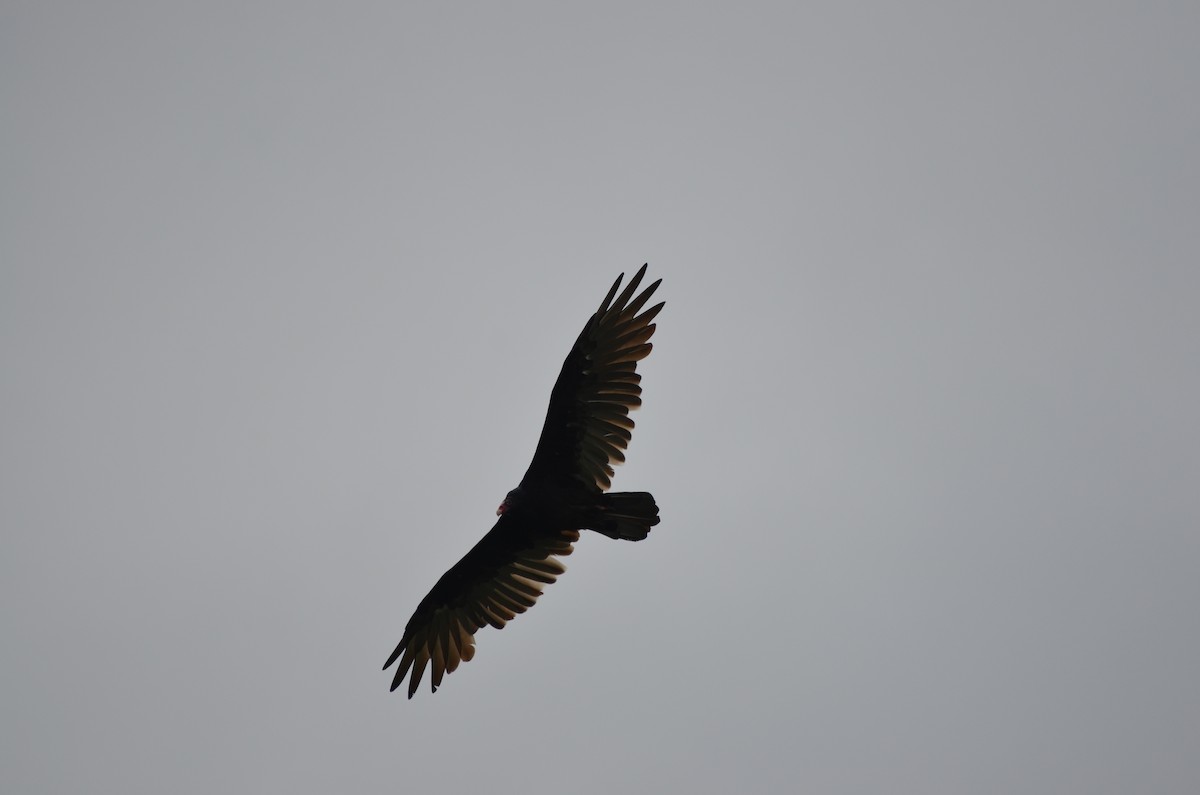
[[589, 492, 660, 541]]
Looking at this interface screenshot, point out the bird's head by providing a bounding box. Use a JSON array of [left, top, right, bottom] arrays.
[[496, 487, 524, 516]]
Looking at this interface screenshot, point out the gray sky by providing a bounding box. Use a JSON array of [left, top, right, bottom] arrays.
[[3, 2, 1198, 793]]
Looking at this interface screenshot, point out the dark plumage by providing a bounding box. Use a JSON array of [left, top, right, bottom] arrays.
[[384, 264, 665, 698]]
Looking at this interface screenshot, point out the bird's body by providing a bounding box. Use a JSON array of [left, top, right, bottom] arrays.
[[384, 265, 664, 698]]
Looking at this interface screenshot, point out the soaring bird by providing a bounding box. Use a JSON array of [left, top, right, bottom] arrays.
[[384, 265, 664, 698]]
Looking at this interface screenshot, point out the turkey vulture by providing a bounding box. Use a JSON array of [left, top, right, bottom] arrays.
[[384, 264, 664, 698]]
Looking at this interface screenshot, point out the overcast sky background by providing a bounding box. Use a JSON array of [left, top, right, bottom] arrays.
[[3, 3, 1198, 793]]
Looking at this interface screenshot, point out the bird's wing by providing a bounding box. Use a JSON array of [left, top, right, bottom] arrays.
[[383, 517, 579, 698], [520, 264, 664, 492]]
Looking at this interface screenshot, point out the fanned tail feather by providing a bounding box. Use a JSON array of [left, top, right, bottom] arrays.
[[590, 491, 660, 541]]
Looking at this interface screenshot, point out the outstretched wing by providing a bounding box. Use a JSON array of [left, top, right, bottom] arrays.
[[383, 516, 579, 698], [520, 264, 664, 492]]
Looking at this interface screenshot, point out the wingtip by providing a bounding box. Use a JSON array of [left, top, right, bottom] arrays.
[[383, 643, 403, 671]]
